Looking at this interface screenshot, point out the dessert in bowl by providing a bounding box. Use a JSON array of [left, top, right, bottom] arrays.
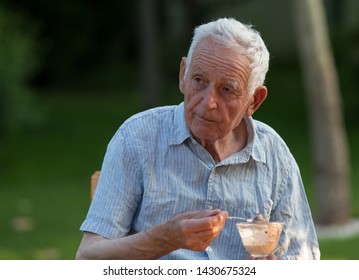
[[236, 221, 283, 258]]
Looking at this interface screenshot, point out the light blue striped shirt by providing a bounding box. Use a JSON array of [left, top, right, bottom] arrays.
[[80, 102, 320, 260]]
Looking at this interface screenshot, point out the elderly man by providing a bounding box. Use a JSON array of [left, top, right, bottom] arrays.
[[76, 18, 320, 260]]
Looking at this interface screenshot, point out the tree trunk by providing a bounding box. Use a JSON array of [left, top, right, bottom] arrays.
[[137, 0, 161, 108], [293, 0, 350, 225]]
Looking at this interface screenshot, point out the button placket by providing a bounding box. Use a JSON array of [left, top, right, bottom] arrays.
[[206, 167, 218, 211]]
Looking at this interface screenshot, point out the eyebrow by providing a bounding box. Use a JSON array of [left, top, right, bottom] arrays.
[[226, 80, 240, 92], [191, 66, 206, 76]]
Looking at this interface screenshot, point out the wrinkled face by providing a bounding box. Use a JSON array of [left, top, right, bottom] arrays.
[[180, 38, 256, 143]]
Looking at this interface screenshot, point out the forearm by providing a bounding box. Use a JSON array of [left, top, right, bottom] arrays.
[[76, 224, 178, 260]]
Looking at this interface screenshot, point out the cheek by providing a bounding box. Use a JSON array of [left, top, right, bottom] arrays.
[[183, 94, 195, 123], [184, 90, 202, 110], [225, 105, 247, 126]]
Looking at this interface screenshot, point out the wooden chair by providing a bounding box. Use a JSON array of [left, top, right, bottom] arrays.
[[90, 171, 100, 201]]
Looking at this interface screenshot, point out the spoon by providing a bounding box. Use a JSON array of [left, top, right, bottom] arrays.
[[227, 216, 253, 222]]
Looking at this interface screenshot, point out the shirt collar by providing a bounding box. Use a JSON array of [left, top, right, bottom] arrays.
[[249, 117, 267, 163], [170, 102, 191, 145], [170, 102, 266, 164], [221, 116, 267, 165]]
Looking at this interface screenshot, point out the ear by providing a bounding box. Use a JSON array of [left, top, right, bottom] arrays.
[[246, 86, 267, 116], [179, 57, 186, 94]]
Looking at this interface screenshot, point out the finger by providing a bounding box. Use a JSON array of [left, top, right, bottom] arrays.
[[190, 209, 222, 219], [185, 213, 226, 232], [188, 218, 227, 240]]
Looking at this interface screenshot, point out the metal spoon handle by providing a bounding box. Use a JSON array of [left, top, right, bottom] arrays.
[[227, 216, 253, 222]]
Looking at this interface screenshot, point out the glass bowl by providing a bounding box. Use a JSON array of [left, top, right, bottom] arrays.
[[236, 221, 284, 258]]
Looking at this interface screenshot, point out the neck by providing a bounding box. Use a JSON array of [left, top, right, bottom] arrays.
[[198, 121, 248, 163]]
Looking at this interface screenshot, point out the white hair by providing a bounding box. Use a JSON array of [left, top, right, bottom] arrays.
[[184, 18, 270, 95]]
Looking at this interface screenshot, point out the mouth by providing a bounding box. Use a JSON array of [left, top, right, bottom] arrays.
[[196, 114, 217, 123]]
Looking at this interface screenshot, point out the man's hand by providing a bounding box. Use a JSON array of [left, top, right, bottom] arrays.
[[160, 209, 228, 251]]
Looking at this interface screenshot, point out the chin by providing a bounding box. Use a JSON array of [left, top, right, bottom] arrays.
[[191, 127, 219, 142]]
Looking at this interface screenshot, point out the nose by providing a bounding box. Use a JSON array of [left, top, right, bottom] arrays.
[[201, 85, 218, 110]]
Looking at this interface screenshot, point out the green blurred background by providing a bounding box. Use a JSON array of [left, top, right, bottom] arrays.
[[0, 0, 358, 259]]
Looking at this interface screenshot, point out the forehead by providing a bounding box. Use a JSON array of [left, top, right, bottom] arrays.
[[189, 38, 250, 78]]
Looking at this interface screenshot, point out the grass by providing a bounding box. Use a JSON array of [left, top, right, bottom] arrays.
[[0, 91, 141, 260], [319, 236, 359, 260], [0, 76, 358, 259]]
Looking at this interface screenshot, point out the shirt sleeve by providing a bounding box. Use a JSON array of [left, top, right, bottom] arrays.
[[79, 127, 143, 239], [271, 157, 321, 260]]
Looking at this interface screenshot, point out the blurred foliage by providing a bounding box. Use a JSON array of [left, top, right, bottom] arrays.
[[1, 0, 139, 89], [0, 6, 43, 137], [0, 1, 356, 83], [332, 27, 359, 127], [0, 0, 356, 99]]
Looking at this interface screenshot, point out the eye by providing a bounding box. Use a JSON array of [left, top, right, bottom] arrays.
[[194, 76, 204, 84], [219, 84, 240, 101], [192, 76, 207, 89], [221, 86, 233, 94], [220, 86, 236, 96]]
